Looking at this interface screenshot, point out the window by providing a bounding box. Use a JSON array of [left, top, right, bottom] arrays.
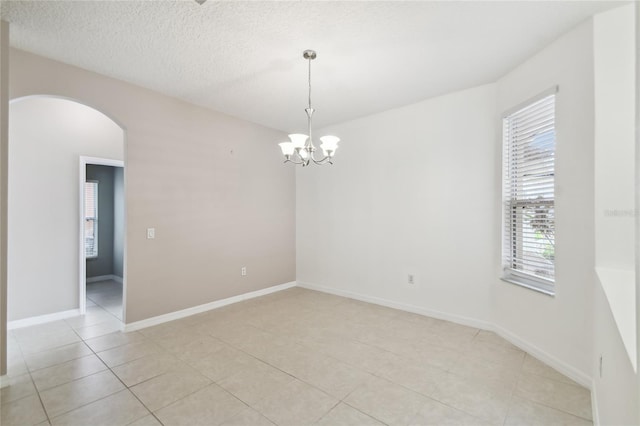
[[502, 90, 556, 295], [85, 181, 98, 258]]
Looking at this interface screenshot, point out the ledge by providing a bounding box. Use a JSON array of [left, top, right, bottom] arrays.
[[595, 266, 637, 371]]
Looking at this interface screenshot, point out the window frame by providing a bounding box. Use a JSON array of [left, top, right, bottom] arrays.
[[501, 86, 558, 296], [84, 180, 99, 259]]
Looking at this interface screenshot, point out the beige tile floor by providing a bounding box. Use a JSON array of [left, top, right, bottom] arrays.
[[1, 287, 593, 426], [86, 279, 124, 321]]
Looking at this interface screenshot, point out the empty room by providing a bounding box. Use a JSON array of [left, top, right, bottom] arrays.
[[0, 1, 638, 425]]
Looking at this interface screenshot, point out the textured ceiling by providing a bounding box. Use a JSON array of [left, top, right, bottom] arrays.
[[1, 0, 627, 132]]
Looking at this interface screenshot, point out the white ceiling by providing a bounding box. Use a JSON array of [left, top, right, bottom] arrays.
[[1, 0, 626, 132]]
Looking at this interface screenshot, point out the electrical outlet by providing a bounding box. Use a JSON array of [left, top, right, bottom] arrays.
[[408, 274, 415, 285], [241, 267, 247, 276], [146, 228, 155, 239]]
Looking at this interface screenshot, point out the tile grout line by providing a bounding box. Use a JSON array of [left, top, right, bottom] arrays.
[[69, 307, 256, 425], [86, 281, 124, 323], [172, 321, 369, 424], [67, 313, 167, 426], [11, 300, 145, 424], [33, 324, 133, 423], [311, 399, 343, 425], [339, 400, 391, 426], [7, 288, 595, 426], [191, 305, 491, 424], [238, 311, 581, 426], [515, 358, 594, 422], [500, 351, 528, 426], [28, 334, 589, 425], [13, 332, 53, 425], [199, 319, 466, 426]]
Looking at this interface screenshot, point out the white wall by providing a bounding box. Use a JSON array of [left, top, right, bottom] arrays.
[[297, 8, 640, 423], [8, 97, 124, 320], [636, 4, 640, 423], [113, 166, 124, 278], [593, 278, 638, 425], [10, 49, 295, 324], [1, 20, 10, 376], [594, 5, 636, 270], [593, 6, 637, 370], [298, 18, 597, 381], [492, 19, 595, 381], [591, 4, 638, 425], [297, 83, 497, 324]]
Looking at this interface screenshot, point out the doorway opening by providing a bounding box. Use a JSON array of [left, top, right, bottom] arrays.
[[79, 157, 125, 322], [8, 96, 125, 328]]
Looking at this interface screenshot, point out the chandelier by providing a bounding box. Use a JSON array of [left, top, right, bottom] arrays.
[[278, 50, 340, 166]]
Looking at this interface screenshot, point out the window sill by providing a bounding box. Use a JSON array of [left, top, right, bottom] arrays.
[[595, 266, 637, 371], [501, 274, 555, 297]]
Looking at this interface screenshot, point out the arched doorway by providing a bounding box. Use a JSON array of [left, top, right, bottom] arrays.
[[8, 96, 126, 326]]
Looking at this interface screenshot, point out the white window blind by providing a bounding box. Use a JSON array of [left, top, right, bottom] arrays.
[[502, 91, 556, 295], [85, 181, 98, 258]]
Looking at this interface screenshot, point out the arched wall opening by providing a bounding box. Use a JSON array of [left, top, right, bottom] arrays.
[[8, 95, 126, 323]]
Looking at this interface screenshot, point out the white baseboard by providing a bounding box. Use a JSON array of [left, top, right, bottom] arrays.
[[0, 375, 9, 389], [87, 274, 123, 284], [492, 323, 592, 389], [8, 309, 81, 330], [124, 281, 297, 332], [297, 281, 592, 390], [3, 278, 595, 417], [297, 281, 494, 332]]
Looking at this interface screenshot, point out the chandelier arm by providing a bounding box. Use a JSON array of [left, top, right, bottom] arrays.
[[284, 157, 306, 165], [312, 158, 332, 165], [290, 148, 316, 165], [310, 152, 332, 165], [279, 50, 337, 167]]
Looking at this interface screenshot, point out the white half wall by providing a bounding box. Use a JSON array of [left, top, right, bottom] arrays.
[[593, 276, 638, 426], [297, 83, 497, 323], [8, 97, 124, 320], [591, 4, 639, 425], [593, 3, 637, 370]]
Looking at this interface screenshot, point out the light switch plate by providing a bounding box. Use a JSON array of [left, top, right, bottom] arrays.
[[147, 228, 155, 239]]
